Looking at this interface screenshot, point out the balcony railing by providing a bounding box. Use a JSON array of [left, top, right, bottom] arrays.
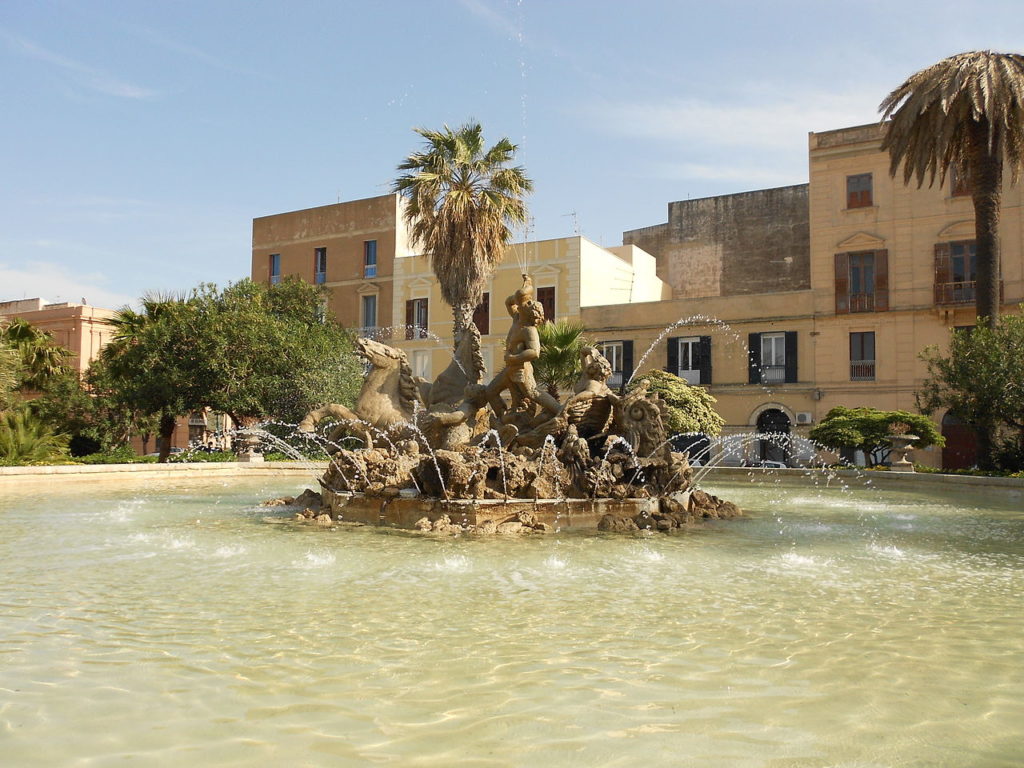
[[934, 280, 975, 304], [678, 368, 701, 386], [934, 280, 1004, 305], [314, 271, 327, 285], [760, 365, 785, 384], [849, 292, 875, 312], [850, 360, 876, 381], [608, 371, 624, 390]]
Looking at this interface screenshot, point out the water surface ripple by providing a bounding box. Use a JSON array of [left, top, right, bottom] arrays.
[[1, 478, 1021, 766]]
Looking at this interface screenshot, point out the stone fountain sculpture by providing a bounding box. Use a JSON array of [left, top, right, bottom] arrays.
[[299, 275, 739, 533]]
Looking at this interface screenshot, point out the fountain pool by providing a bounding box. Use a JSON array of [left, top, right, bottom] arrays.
[[1, 474, 1021, 766]]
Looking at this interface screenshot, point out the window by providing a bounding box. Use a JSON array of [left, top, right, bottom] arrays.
[[760, 333, 786, 384], [314, 247, 327, 284], [269, 253, 281, 285], [536, 286, 555, 323], [472, 292, 490, 335], [411, 350, 430, 380], [850, 332, 875, 381], [950, 165, 971, 197], [361, 294, 377, 329], [405, 298, 428, 339], [748, 331, 797, 385], [934, 240, 980, 304], [849, 252, 875, 311], [835, 250, 889, 314], [846, 173, 873, 208], [597, 340, 633, 390], [667, 336, 711, 386], [364, 240, 377, 278]]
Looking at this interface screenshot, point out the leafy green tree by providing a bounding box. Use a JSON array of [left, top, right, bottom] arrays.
[[91, 279, 361, 461], [881, 51, 1024, 328], [809, 406, 943, 467], [627, 369, 724, 437], [189, 278, 361, 427], [0, 318, 72, 392], [393, 121, 533, 348], [535, 320, 588, 398], [918, 311, 1024, 470]]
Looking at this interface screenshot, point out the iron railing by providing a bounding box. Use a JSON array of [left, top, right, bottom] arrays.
[[850, 360, 876, 381]]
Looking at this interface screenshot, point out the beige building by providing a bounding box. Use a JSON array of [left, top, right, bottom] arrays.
[[391, 236, 669, 382], [251, 194, 413, 333], [590, 122, 1024, 468], [251, 197, 669, 384], [0, 298, 117, 375]]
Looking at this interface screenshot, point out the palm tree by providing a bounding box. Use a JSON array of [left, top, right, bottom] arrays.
[[0, 318, 72, 392], [880, 51, 1024, 329], [534, 320, 588, 398], [393, 121, 533, 348]]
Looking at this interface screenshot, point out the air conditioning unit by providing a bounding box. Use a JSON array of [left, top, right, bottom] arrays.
[[796, 412, 814, 425]]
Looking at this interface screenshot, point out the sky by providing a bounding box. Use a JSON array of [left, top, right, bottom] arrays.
[[2, 0, 1022, 309]]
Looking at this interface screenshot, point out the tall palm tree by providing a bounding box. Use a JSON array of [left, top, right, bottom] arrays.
[[880, 51, 1024, 329], [393, 121, 533, 348]]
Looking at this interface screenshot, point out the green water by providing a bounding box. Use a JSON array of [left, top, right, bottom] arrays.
[[1, 476, 1021, 766]]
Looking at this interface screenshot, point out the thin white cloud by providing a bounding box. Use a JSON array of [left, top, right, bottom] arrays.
[[1, 30, 157, 99], [660, 162, 804, 186], [0, 261, 137, 310], [454, 0, 520, 39], [586, 87, 884, 151]]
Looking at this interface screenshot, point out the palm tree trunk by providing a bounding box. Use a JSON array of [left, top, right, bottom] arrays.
[[969, 120, 1003, 331], [452, 301, 475, 352], [157, 413, 176, 463]]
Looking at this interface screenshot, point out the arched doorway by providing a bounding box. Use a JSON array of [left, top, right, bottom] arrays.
[[756, 408, 791, 465], [941, 413, 977, 470]]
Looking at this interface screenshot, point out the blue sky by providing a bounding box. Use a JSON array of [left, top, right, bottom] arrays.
[[2, 0, 1021, 309]]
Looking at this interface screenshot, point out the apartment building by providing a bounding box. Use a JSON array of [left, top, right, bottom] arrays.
[[588, 123, 1024, 468]]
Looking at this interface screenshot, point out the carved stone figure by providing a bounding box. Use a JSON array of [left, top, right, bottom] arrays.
[[485, 276, 561, 423], [301, 271, 740, 533]]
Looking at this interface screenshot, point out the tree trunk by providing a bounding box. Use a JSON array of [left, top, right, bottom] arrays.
[[969, 120, 1003, 331], [157, 413, 176, 463], [975, 421, 996, 472], [452, 301, 474, 352]]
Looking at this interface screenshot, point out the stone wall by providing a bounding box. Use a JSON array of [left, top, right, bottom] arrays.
[[623, 184, 810, 298]]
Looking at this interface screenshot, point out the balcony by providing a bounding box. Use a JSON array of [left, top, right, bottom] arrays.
[[849, 292, 875, 313], [934, 281, 975, 304], [850, 360, 876, 381], [760, 365, 785, 385]]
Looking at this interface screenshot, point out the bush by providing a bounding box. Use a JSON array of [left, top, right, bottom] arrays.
[[0, 408, 70, 464]]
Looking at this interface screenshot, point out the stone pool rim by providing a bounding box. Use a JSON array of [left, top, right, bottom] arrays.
[[1, 461, 1021, 492]]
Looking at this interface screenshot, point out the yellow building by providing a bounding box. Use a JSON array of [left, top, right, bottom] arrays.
[[251, 194, 413, 333], [391, 236, 669, 381], [592, 122, 1024, 468]]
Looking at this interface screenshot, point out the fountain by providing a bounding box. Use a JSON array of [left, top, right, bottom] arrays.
[[298, 275, 740, 533]]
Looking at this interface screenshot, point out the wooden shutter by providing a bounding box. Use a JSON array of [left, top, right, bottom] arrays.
[[784, 331, 798, 383], [874, 249, 889, 312], [699, 336, 712, 385], [934, 242, 951, 304], [405, 300, 414, 340], [666, 336, 679, 374], [835, 252, 850, 314], [748, 333, 761, 384], [472, 292, 489, 335], [621, 340, 634, 386]]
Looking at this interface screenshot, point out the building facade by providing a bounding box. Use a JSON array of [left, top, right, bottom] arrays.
[[587, 122, 1024, 468], [0, 298, 117, 375], [251, 194, 413, 333]]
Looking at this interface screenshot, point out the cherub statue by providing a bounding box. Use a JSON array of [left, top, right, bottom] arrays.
[[485, 274, 561, 423]]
